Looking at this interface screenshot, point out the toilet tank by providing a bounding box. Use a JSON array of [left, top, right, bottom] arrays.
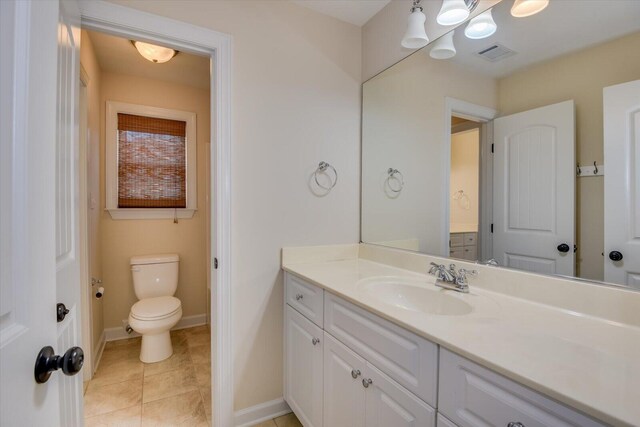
[[130, 254, 179, 299]]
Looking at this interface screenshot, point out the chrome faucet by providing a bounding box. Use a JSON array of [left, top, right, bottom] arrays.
[[428, 262, 476, 293]]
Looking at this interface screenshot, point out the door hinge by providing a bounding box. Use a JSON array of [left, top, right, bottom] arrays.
[[213, 257, 218, 269], [491, 143, 494, 153], [490, 223, 494, 233]]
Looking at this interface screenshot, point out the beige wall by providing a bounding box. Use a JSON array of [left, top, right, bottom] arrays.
[[99, 72, 210, 329], [107, 0, 362, 411], [450, 129, 479, 228], [498, 32, 640, 280], [362, 50, 497, 254], [362, 0, 498, 81], [80, 30, 104, 358]]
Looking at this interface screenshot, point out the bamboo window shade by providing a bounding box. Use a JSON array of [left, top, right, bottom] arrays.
[[117, 113, 187, 208]]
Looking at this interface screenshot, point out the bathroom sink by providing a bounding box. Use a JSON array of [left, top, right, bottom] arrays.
[[358, 276, 473, 316]]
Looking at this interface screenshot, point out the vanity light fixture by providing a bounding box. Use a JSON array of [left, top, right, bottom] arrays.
[[401, 0, 429, 49], [437, 0, 470, 26], [464, 9, 497, 39], [131, 40, 178, 63], [430, 30, 457, 59], [510, 0, 549, 17]]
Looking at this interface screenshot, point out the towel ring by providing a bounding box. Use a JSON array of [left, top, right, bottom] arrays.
[[387, 168, 404, 193], [314, 161, 338, 190]]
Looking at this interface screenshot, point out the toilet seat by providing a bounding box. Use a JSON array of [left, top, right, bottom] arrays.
[[130, 296, 181, 321]]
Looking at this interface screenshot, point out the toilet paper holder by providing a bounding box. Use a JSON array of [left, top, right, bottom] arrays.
[[91, 278, 104, 299]]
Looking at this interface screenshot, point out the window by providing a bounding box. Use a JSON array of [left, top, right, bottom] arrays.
[[106, 102, 197, 219]]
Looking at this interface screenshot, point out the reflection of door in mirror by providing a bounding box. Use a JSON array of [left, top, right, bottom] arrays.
[[493, 101, 576, 276], [449, 119, 480, 262]]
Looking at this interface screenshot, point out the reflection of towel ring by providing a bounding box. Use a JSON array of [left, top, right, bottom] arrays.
[[314, 161, 338, 190], [386, 168, 404, 193], [452, 190, 470, 210]]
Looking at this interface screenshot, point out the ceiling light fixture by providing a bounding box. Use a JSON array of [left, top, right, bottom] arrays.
[[464, 9, 497, 39], [401, 0, 429, 49], [510, 0, 549, 17], [131, 40, 178, 63], [429, 30, 457, 60]]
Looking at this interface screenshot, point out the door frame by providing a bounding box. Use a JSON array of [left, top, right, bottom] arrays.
[[443, 98, 497, 259], [79, 2, 233, 426]]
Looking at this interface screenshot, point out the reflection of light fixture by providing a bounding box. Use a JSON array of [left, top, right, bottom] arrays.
[[510, 0, 549, 17], [401, 0, 429, 49], [430, 31, 456, 59], [131, 41, 178, 63], [464, 9, 497, 39]]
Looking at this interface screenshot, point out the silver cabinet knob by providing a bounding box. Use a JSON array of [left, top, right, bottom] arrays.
[[311, 337, 320, 345], [295, 294, 304, 301], [362, 378, 372, 388], [351, 369, 361, 379], [507, 423, 525, 427]]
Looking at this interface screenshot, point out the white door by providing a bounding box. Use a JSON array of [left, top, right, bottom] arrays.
[[323, 333, 366, 427], [604, 79, 640, 289], [493, 100, 575, 276], [0, 0, 82, 425], [364, 362, 435, 427], [55, 0, 84, 424], [284, 306, 324, 427]]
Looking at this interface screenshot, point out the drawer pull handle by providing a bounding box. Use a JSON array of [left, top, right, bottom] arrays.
[[507, 423, 524, 427], [362, 378, 373, 388], [311, 337, 320, 345], [351, 369, 361, 379], [295, 294, 304, 301]]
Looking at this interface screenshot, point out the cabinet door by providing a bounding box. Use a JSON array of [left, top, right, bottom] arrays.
[[324, 333, 366, 427], [285, 306, 323, 427], [364, 363, 436, 427]]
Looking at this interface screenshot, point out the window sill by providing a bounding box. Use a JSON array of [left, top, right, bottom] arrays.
[[106, 208, 196, 220]]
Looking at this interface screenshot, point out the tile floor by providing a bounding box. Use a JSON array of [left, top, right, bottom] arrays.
[[83, 325, 301, 427]]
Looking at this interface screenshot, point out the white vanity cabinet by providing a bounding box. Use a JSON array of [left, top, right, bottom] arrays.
[[284, 306, 324, 427], [284, 272, 605, 427], [450, 232, 477, 261]]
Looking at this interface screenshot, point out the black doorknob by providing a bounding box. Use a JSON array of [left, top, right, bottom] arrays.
[[609, 251, 623, 261], [57, 303, 69, 322], [557, 243, 570, 253], [34, 346, 84, 384]]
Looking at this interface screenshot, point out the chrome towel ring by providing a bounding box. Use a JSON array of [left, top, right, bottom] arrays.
[[314, 161, 338, 190], [386, 168, 404, 193]]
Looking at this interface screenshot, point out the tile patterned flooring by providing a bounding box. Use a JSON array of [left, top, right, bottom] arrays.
[[83, 325, 301, 427]]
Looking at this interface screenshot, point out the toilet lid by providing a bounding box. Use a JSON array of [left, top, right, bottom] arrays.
[[131, 296, 181, 320]]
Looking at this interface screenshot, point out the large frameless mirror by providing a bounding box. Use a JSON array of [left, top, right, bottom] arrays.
[[361, 0, 640, 289]]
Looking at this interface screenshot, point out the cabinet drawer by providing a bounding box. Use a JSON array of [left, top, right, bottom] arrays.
[[463, 233, 477, 245], [462, 246, 477, 261], [439, 349, 605, 427], [450, 233, 464, 247], [324, 292, 438, 406], [286, 273, 324, 327], [450, 248, 465, 259]]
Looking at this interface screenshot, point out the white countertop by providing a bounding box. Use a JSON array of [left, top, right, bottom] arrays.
[[449, 223, 478, 233], [283, 256, 640, 427]]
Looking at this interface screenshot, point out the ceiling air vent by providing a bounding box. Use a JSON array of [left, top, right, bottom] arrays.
[[475, 43, 516, 62]]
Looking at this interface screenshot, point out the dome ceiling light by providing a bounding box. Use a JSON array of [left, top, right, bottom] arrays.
[[131, 40, 179, 64]]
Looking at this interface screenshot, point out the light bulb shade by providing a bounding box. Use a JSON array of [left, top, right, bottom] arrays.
[[401, 10, 429, 49], [437, 0, 470, 26], [510, 0, 549, 17], [132, 41, 177, 63], [464, 9, 497, 39], [430, 31, 456, 59]]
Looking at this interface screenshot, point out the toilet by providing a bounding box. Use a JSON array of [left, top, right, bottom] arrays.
[[128, 254, 182, 363]]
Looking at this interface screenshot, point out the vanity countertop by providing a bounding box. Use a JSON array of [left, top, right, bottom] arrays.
[[282, 252, 640, 427]]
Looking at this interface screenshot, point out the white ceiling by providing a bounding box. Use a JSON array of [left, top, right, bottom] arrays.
[[86, 30, 210, 90], [292, 0, 391, 26], [433, 0, 640, 78]]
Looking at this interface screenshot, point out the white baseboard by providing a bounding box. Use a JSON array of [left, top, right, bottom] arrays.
[[103, 313, 208, 342], [92, 331, 106, 375], [234, 398, 291, 427]]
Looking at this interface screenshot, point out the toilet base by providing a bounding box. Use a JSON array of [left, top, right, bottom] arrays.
[[140, 331, 173, 363]]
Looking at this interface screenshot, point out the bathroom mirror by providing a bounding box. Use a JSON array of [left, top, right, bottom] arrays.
[[361, 0, 640, 288]]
